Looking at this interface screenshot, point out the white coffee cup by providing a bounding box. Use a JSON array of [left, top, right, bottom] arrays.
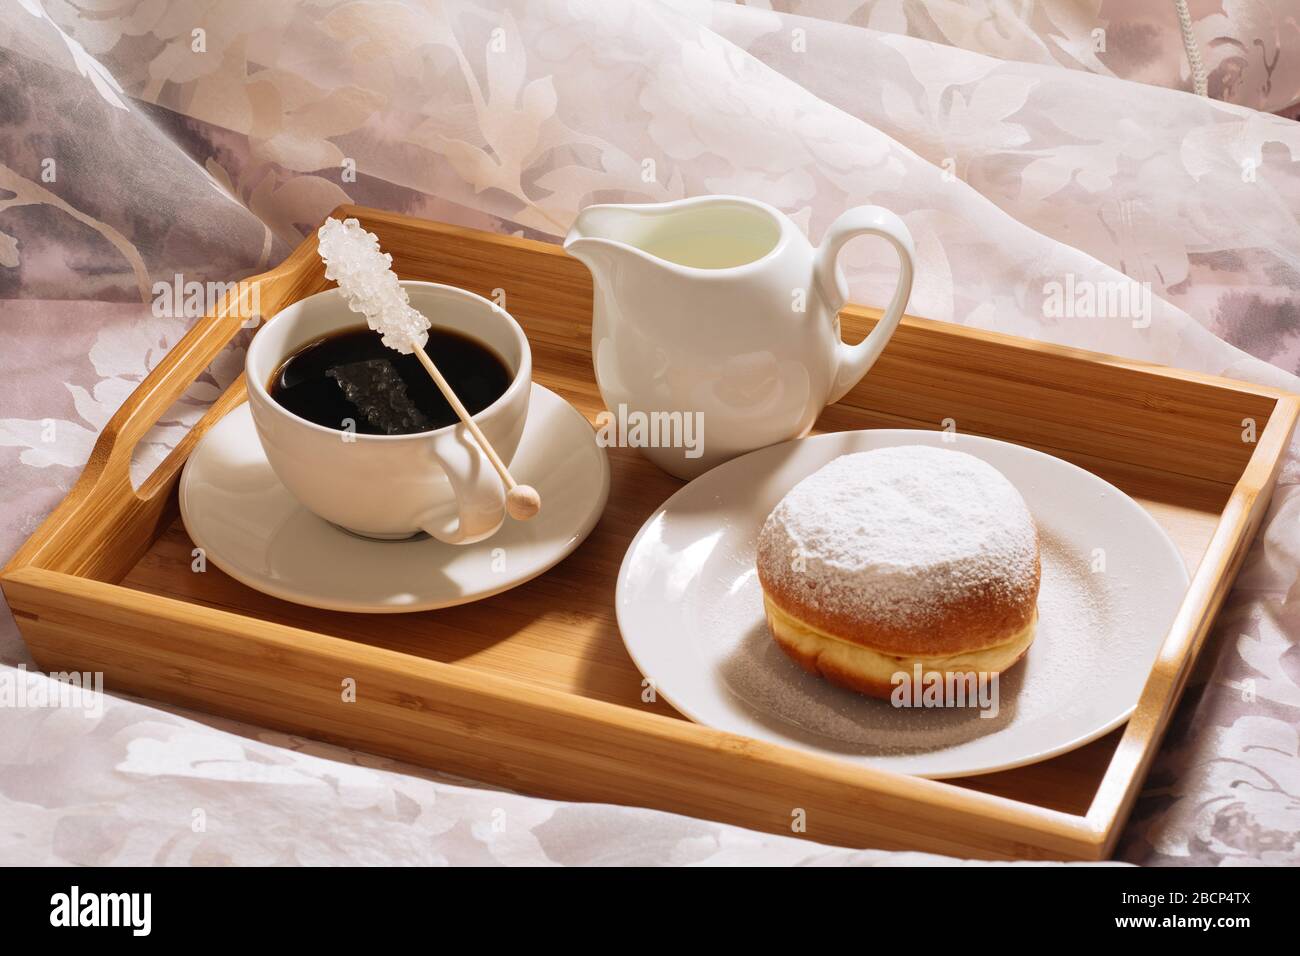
[[246, 281, 531, 544]]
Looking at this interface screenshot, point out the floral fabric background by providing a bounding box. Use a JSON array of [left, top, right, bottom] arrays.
[[2, 0, 1299, 865]]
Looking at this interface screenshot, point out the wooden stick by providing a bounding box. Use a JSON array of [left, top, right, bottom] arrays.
[[413, 345, 541, 520]]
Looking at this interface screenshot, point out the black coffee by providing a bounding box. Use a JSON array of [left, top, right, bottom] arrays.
[[269, 325, 511, 435]]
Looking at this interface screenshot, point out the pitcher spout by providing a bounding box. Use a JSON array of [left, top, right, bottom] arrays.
[[562, 205, 653, 278], [562, 233, 629, 276]]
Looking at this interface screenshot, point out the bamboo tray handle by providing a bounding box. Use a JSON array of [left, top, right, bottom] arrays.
[[105, 245, 324, 506], [6, 244, 325, 577], [121, 302, 255, 504]]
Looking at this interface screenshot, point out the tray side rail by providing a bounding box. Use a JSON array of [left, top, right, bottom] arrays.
[[4, 564, 1106, 861], [348, 204, 1283, 488], [1087, 394, 1300, 851]]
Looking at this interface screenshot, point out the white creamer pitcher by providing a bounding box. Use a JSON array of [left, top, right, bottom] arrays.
[[564, 195, 915, 479]]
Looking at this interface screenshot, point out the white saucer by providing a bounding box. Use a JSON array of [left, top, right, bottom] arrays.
[[180, 384, 609, 613], [616, 430, 1189, 779]]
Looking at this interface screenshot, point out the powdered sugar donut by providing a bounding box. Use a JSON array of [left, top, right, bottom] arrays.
[[755, 445, 1040, 699]]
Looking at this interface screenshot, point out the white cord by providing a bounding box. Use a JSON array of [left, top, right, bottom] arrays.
[[1174, 0, 1209, 97]]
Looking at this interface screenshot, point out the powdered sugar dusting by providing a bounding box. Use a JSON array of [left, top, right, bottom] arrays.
[[317, 217, 429, 354], [756, 446, 1038, 630]]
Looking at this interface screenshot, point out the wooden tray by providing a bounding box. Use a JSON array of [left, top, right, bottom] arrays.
[[5, 206, 1296, 861]]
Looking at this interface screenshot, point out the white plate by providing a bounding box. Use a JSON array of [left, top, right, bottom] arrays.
[[180, 384, 609, 613], [616, 430, 1189, 778]]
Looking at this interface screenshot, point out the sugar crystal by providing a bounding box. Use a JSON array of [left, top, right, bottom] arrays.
[[316, 217, 429, 354]]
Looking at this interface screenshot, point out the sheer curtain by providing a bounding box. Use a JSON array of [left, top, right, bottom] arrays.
[[2, 0, 1298, 865]]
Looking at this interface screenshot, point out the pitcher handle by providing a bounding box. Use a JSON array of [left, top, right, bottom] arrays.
[[814, 206, 915, 405]]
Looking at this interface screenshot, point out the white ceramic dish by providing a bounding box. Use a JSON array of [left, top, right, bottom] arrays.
[[616, 429, 1189, 779], [180, 384, 609, 613]]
